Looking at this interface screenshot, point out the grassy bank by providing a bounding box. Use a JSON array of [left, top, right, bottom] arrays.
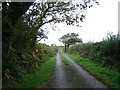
[[66, 53, 119, 88], [9, 56, 56, 88]]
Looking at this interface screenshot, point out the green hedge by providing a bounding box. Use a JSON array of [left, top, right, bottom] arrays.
[[68, 34, 120, 70]]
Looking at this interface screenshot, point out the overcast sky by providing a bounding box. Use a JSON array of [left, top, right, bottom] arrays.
[[40, 0, 119, 46]]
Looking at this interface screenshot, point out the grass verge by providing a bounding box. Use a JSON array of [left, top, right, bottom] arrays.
[[11, 56, 56, 88], [65, 53, 119, 88]]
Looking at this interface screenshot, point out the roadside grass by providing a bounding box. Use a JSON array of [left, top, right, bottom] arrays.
[[61, 54, 70, 65], [11, 56, 56, 88], [65, 53, 119, 88]]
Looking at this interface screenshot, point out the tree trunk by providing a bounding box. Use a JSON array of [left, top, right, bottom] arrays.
[[64, 44, 67, 53]]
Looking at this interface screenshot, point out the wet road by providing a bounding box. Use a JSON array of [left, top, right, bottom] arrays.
[[48, 50, 108, 88], [48, 50, 71, 88]]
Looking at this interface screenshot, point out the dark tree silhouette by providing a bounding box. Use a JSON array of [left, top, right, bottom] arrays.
[[59, 33, 82, 52]]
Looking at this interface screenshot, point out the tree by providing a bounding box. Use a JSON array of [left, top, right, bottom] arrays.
[[2, 2, 33, 24], [51, 44, 57, 46], [59, 33, 82, 52], [2, 0, 99, 80], [66, 38, 82, 47], [23, 0, 99, 46]]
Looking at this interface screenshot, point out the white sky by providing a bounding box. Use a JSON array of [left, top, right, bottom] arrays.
[[40, 0, 119, 46]]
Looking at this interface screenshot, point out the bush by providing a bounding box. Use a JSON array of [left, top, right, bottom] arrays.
[[68, 33, 120, 70], [3, 42, 58, 86]]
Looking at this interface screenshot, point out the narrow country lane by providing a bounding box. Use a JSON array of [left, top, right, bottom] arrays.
[[48, 50, 109, 88], [48, 50, 71, 88]]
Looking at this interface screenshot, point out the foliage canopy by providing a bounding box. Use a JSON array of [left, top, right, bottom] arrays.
[[59, 33, 82, 52]]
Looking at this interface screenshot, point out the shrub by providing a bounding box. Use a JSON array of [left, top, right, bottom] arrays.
[[68, 33, 120, 70]]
